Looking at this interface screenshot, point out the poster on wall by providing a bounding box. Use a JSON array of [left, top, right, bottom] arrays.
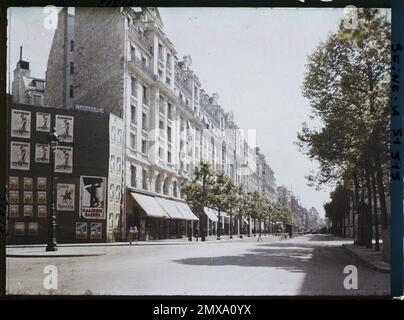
[[9, 205, 19, 218], [37, 191, 47, 205], [9, 190, 19, 204], [54, 146, 73, 173], [35, 144, 50, 163], [9, 176, 19, 189], [37, 177, 47, 190], [23, 191, 33, 204], [36, 112, 51, 132], [76, 222, 87, 239], [23, 205, 33, 217], [23, 177, 33, 190], [90, 223, 102, 239], [10, 141, 30, 170], [56, 115, 74, 143], [56, 183, 75, 211], [14, 222, 25, 236], [80, 176, 106, 219], [28, 222, 38, 235], [38, 205, 47, 218], [11, 109, 31, 139]]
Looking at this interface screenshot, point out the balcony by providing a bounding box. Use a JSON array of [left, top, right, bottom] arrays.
[[129, 26, 152, 53], [130, 57, 154, 80]]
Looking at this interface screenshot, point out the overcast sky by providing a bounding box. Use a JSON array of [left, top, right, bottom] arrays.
[[7, 7, 350, 217]]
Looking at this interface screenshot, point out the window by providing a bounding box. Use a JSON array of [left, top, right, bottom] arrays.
[[159, 147, 163, 158], [131, 77, 137, 97], [117, 129, 122, 144], [142, 112, 148, 131], [110, 155, 115, 172], [168, 103, 173, 119], [158, 43, 163, 60], [32, 95, 41, 106], [167, 126, 172, 143], [69, 85, 73, 98], [131, 105, 136, 124], [130, 165, 137, 187], [115, 185, 121, 201], [116, 157, 122, 173], [159, 120, 164, 130], [167, 151, 172, 163], [130, 46, 135, 60], [141, 140, 147, 154], [166, 77, 171, 86], [109, 183, 115, 201], [70, 62, 74, 75], [142, 169, 148, 190], [142, 86, 148, 105], [70, 40, 74, 52], [130, 133, 136, 150], [167, 53, 172, 68], [158, 69, 163, 80]]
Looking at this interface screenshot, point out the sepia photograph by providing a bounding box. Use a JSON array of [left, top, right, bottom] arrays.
[[3, 3, 403, 301]]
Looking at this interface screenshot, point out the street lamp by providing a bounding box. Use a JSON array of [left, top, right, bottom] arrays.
[[46, 127, 59, 252]]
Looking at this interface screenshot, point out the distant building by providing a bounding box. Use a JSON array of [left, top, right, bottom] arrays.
[[12, 46, 45, 107]]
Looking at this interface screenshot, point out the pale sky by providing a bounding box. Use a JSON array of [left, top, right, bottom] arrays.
[[7, 7, 349, 218]]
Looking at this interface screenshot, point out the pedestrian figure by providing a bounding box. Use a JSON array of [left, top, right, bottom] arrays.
[[133, 226, 139, 244], [129, 227, 135, 245], [257, 232, 263, 242]]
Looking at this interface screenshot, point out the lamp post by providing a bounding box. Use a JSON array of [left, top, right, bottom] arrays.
[[46, 127, 59, 252]]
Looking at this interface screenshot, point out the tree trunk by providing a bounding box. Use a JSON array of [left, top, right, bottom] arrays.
[[365, 166, 373, 249], [371, 169, 380, 251], [353, 172, 360, 244], [217, 209, 221, 240]]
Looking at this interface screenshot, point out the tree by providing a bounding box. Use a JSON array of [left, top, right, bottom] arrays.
[[181, 161, 215, 241], [208, 172, 240, 240], [297, 8, 390, 258]]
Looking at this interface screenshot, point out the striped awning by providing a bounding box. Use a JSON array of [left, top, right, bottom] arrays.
[[204, 207, 219, 222], [131, 193, 169, 218], [155, 197, 184, 220], [175, 202, 199, 221]]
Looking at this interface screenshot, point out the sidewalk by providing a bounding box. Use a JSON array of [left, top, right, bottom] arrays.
[[342, 243, 390, 273], [7, 234, 280, 258]]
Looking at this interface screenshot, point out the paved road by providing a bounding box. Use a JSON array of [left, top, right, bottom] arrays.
[[6, 234, 390, 296]]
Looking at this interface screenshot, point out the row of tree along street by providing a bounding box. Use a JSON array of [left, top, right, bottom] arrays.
[[181, 162, 300, 241], [297, 9, 390, 260]]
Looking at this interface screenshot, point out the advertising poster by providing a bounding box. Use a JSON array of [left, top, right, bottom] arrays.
[[9, 176, 19, 189], [9, 190, 19, 204], [54, 146, 73, 173], [10, 141, 30, 170], [28, 222, 38, 235], [36, 112, 51, 132], [23, 177, 33, 190], [80, 176, 106, 219], [11, 109, 31, 139], [56, 183, 75, 211], [76, 222, 87, 239], [35, 144, 50, 163], [23, 205, 33, 217], [37, 191, 47, 205], [90, 223, 102, 239], [37, 177, 47, 190], [56, 115, 74, 143], [9, 205, 19, 218], [23, 191, 33, 204], [14, 222, 25, 236], [38, 205, 47, 218]]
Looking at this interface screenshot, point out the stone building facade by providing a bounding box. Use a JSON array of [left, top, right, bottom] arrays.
[[44, 7, 280, 239]]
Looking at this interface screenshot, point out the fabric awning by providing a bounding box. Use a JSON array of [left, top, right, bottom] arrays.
[[131, 193, 169, 218], [204, 207, 218, 222], [155, 197, 184, 220], [175, 202, 199, 221]]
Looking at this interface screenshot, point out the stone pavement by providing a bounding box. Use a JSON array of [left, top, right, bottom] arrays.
[[342, 244, 390, 273], [6, 234, 278, 257]]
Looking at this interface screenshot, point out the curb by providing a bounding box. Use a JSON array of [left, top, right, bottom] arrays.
[[6, 251, 106, 258], [342, 244, 390, 273]]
